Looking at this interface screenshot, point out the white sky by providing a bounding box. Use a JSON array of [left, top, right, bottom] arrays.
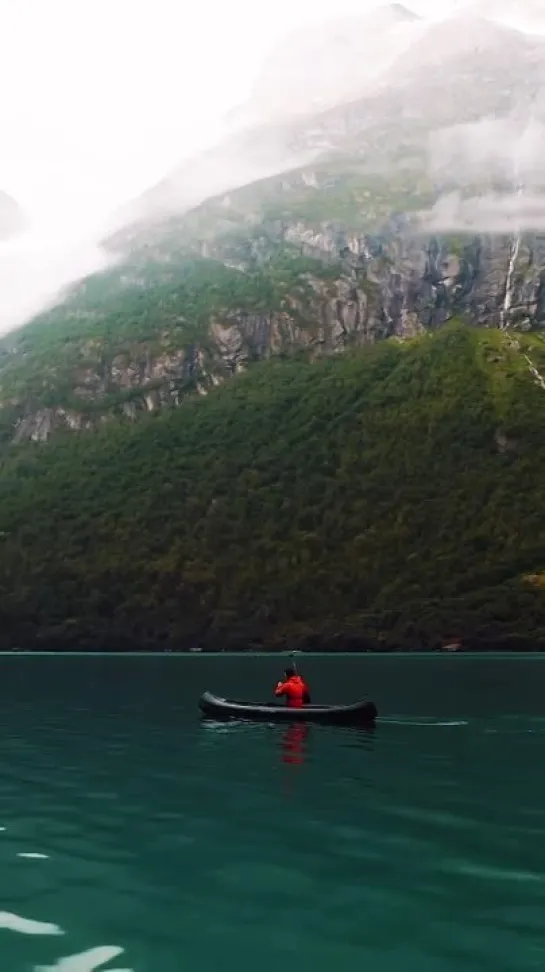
[[0, 0, 466, 230]]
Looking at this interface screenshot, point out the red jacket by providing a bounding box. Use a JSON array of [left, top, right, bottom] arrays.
[[275, 675, 311, 708]]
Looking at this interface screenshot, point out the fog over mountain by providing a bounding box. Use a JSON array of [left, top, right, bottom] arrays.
[[241, 4, 423, 123], [0, 191, 25, 241], [119, 6, 545, 240], [1, 0, 544, 335]]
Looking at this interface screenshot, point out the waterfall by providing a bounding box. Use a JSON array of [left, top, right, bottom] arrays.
[[499, 153, 524, 331], [498, 103, 544, 330], [499, 116, 545, 388]]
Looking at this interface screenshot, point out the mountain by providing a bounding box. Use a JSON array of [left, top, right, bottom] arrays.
[[122, 12, 545, 230], [242, 4, 422, 124], [124, 4, 425, 225], [117, 118, 316, 227], [0, 192, 25, 241], [283, 16, 545, 175], [1, 9, 545, 650], [2, 324, 545, 652], [0, 9, 545, 453]]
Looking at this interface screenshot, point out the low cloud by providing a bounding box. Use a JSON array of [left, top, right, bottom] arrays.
[[0, 230, 111, 336], [428, 117, 545, 187], [418, 190, 545, 233], [420, 113, 545, 232]]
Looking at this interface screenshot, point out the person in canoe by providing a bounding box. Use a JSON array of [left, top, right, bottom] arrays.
[[275, 667, 311, 708]]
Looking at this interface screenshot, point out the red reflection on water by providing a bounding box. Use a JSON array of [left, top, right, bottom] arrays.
[[280, 722, 309, 766]]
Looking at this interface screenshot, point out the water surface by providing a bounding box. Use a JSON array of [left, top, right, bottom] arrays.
[[0, 654, 544, 972]]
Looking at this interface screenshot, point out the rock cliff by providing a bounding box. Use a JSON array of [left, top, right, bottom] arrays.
[[3, 207, 545, 446]]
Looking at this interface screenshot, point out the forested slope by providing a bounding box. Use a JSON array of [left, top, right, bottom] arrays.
[[2, 324, 545, 651]]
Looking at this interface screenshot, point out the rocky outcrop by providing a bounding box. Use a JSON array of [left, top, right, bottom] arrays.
[[3, 210, 545, 446], [187, 217, 545, 333]]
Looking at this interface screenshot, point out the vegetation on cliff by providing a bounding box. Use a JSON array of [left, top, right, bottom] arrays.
[[0, 246, 349, 441], [2, 156, 544, 449], [1, 323, 545, 651]]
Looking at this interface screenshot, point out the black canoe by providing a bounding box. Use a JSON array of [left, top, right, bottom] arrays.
[[199, 691, 378, 726]]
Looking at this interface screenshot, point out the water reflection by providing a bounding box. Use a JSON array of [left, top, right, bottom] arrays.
[[280, 723, 309, 766]]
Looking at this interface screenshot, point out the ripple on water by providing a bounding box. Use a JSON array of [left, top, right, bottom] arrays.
[[213, 861, 315, 895], [35, 946, 133, 972], [384, 806, 479, 829], [380, 717, 469, 727], [0, 913, 63, 935], [442, 860, 545, 884]]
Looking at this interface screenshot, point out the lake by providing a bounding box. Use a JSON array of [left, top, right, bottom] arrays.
[[0, 653, 544, 972]]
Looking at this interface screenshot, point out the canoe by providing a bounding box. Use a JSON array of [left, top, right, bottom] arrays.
[[198, 691, 378, 726]]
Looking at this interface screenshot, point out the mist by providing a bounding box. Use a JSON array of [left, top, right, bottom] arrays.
[[418, 191, 545, 234], [0, 231, 111, 335], [1, 0, 544, 337], [429, 115, 545, 183], [420, 113, 545, 233]]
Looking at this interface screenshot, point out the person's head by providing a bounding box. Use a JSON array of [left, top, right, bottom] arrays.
[[284, 666, 296, 679]]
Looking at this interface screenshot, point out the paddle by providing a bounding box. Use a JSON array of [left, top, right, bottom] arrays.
[[276, 651, 300, 696]]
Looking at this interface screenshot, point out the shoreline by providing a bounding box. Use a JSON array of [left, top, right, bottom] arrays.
[[2, 647, 545, 656]]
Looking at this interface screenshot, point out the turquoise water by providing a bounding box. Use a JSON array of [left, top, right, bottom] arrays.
[[0, 654, 544, 971]]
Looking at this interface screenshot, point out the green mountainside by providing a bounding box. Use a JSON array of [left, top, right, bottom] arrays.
[[2, 324, 545, 652], [1, 11, 545, 447], [2, 159, 545, 449], [1, 11, 545, 650]]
